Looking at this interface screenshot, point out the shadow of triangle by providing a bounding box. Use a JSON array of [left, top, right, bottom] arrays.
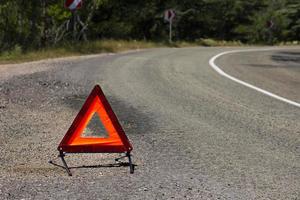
[[49, 160, 137, 169]]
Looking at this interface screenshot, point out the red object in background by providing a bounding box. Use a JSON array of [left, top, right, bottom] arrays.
[[65, 0, 82, 11]]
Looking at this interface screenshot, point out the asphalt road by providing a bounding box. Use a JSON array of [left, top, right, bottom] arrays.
[[0, 47, 299, 199], [216, 49, 300, 103]]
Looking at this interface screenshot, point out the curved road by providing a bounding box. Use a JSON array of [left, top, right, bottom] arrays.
[[0, 47, 299, 199]]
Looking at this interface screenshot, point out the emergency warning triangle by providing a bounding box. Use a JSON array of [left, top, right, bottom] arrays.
[[58, 85, 132, 153]]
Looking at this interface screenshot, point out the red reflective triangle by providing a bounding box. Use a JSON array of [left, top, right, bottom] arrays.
[[58, 85, 133, 153]]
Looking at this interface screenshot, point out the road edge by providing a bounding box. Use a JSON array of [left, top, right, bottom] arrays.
[[209, 48, 300, 108]]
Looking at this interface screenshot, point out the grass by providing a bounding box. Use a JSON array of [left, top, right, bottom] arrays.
[[196, 38, 243, 46], [0, 39, 243, 64]]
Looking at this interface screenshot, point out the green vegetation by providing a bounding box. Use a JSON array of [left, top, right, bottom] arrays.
[[0, 40, 155, 64], [0, 40, 193, 64], [0, 39, 248, 64], [0, 0, 300, 62]]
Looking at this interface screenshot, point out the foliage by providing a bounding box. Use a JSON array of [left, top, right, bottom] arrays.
[[0, 39, 162, 64], [0, 0, 299, 51]]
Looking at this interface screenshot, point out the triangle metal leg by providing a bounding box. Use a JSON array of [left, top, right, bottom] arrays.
[[115, 154, 127, 162], [127, 152, 134, 174], [59, 151, 72, 176], [115, 152, 134, 174]]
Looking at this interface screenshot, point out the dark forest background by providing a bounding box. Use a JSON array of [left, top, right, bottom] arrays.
[[1, 0, 300, 51]]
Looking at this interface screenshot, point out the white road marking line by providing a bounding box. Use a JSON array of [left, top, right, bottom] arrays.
[[209, 48, 300, 108]]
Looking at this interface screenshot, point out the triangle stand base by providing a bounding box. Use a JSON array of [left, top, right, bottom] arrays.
[[115, 152, 134, 174], [56, 151, 134, 176]]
